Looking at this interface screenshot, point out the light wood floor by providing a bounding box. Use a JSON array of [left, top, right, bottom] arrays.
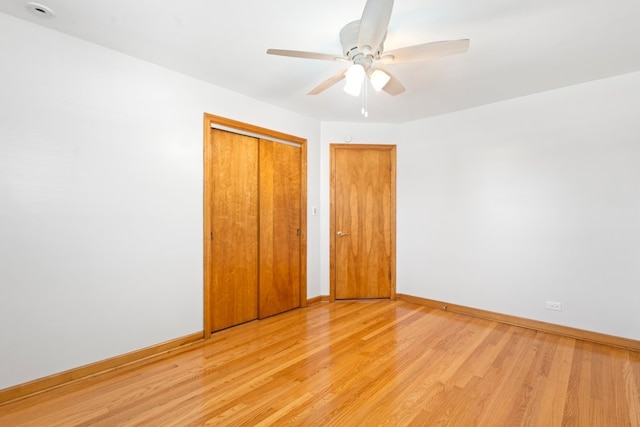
[[1, 300, 639, 426]]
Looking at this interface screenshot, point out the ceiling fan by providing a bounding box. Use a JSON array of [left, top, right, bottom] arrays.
[[266, 0, 470, 97]]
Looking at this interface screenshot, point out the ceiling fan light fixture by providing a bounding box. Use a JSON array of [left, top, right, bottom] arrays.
[[343, 64, 365, 96], [370, 69, 391, 92]]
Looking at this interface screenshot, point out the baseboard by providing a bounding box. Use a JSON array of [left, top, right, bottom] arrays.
[[307, 295, 330, 305], [396, 294, 640, 352], [0, 332, 204, 406]]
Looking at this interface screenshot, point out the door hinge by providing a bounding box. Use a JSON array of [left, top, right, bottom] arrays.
[[390, 162, 393, 171], [210, 232, 213, 241], [296, 229, 301, 236]]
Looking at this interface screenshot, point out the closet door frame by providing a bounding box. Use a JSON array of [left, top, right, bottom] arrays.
[[203, 114, 308, 337]]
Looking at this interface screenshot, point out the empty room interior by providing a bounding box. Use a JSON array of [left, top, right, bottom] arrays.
[[1, 0, 639, 425]]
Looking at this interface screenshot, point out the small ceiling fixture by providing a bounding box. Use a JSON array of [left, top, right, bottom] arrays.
[[26, 2, 55, 19]]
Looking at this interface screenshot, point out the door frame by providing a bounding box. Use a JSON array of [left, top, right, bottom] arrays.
[[329, 144, 397, 302], [203, 114, 307, 337]]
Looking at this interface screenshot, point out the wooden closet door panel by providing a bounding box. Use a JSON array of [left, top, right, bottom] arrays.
[[210, 129, 259, 331], [259, 139, 301, 318]]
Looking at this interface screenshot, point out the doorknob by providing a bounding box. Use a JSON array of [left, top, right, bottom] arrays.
[[337, 231, 350, 237]]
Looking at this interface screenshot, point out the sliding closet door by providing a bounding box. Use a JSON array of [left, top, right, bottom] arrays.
[[205, 118, 306, 334], [209, 129, 259, 331], [259, 139, 301, 318]]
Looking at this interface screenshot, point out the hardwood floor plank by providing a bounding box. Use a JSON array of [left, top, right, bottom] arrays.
[[564, 340, 597, 426], [521, 335, 575, 426], [624, 352, 640, 427], [450, 327, 535, 425], [0, 300, 638, 426]]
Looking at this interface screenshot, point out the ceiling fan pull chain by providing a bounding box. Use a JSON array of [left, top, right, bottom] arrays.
[[362, 79, 369, 118], [361, 81, 365, 116]]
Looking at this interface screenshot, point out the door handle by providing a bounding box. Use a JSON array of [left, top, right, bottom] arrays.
[[337, 231, 350, 237]]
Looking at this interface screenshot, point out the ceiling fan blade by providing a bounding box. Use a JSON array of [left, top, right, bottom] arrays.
[[379, 68, 405, 95], [382, 39, 470, 64], [358, 0, 394, 55], [266, 49, 346, 62], [307, 70, 347, 95]]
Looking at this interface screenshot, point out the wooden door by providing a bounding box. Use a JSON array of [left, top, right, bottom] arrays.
[[259, 139, 301, 318], [331, 144, 396, 300], [209, 129, 259, 331]]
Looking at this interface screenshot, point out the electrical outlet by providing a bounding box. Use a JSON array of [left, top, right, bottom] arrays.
[[545, 301, 562, 311]]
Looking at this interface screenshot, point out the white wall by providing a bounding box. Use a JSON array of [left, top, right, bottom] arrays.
[[0, 13, 321, 390], [399, 72, 640, 340]]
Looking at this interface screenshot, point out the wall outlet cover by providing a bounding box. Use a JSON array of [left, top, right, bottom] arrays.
[[545, 301, 562, 311]]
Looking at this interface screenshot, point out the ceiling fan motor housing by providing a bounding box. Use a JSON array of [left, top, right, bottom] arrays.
[[340, 20, 385, 68]]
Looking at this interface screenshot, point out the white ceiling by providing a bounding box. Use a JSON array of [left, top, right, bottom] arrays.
[[2, 0, 640, 123]]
